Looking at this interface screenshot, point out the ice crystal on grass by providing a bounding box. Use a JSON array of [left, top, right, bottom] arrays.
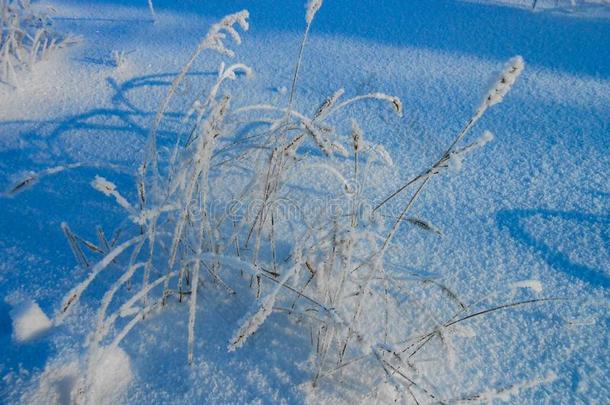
[[306, 0, 324, 24], [482, 56, 525, 109]]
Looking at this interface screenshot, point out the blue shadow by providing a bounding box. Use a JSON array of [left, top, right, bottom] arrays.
[[73, 0, 610, 77], [496, 208, 610, 289]]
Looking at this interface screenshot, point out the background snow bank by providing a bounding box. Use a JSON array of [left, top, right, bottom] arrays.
[[466, 0, 610, 10]]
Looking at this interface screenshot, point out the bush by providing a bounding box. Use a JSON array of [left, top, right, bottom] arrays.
[[7, 1, 548, 402]]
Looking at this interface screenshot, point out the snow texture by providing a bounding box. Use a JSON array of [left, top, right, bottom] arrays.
[[25, 346, 132, 405], [9, 299, 52, 342], [0, 0, 608, 403]]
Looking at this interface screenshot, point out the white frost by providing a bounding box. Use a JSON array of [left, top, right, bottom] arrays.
[[482, 56, 524, 109], [306, 0, 324, 24], [374, 144, 395, 167], [448, 130, 494, 172], [228, 293, 276, 352], [91, 175, 134, 212], [87, 346, 133, 404], [510, 279, 543, 293]]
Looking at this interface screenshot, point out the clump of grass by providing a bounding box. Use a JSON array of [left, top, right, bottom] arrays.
[[0, 0, 78, 87], [5, 2, 558, 403]]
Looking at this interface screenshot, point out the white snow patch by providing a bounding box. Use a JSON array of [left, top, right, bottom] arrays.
[[457, 372, 557, 404], [9, 299, 52, 343], [449, 324, 477, 338], [510, 279, 544, 293], [88, 346, 134, 404], [26, 347, 133, 405], [26, 359, 81, 405]]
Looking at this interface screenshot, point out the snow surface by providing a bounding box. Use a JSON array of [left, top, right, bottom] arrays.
[[8, 298, 52, 343], [0, 0, 609, 403], [23, 346, 132, 405]]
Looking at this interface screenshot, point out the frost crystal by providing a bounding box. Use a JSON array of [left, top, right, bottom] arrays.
[[482, 56, 524, 109], [306, 0, 324, 24], [228, 293, 276, 351], [91, 175, 134, 212]]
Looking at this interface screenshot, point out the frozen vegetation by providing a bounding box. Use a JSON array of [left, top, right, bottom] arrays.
[[0, 0, 608, 404], [1, 0, 78, 87]]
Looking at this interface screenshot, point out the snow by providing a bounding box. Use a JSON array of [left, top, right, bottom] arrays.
[[456, 372, 558, 403], [24, 346, 133, 404], [25, 359, 82, 405], [510, 279, 544, 293], [0, 0, 608, 403], [87, 346, 134, 404], [8, 299, 52, 343]]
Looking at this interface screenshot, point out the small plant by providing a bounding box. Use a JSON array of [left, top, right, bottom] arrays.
[[6, 1, 558, 403], [0, 0, 78, 87], [111, 49, 132, 70]]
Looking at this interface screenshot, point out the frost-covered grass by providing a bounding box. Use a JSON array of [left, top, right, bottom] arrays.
[[3, 1, 562, 402], [0, 0, 77, 87], [1, 0, 608, 403]]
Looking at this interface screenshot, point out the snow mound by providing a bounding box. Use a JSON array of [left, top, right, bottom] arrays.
[[88, 346, 134, 404], [9, 299, 52, 343], [26, 360, 80, 405], [26, 347, 133, 405]]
